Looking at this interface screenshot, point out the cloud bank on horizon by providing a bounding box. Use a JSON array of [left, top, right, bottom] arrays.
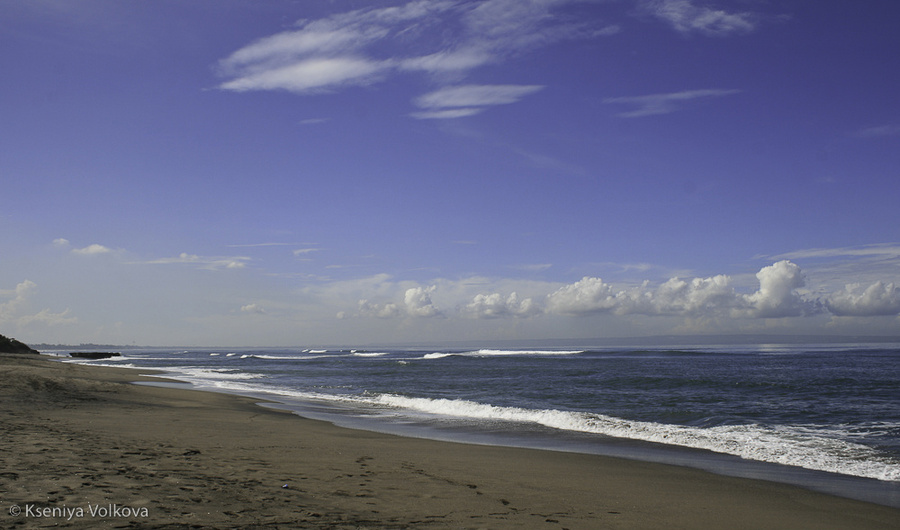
[[3, 243, 898, 345], [343, 259, 900, 321]]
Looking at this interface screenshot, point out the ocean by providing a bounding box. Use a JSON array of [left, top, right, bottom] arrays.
[[53, 342, 900, 507]]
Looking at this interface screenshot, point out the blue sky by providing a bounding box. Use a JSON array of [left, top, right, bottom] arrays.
[[2, 0, 899, 346]]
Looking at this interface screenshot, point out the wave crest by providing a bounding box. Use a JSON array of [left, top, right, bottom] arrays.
[[374, 394, 900, 482]]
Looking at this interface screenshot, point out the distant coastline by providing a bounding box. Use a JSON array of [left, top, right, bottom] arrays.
[[31, 342, 129, 351], [30, 334, 900, 352]]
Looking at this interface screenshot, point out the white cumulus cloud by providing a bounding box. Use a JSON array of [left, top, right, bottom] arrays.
[[546, 276, 621, 316], [347, 261, 896, 328], [546, 261, 818, 319], [745, 260, 812, 318], [356, 284, 444, 318], [358, 299, 403, 319], [72, 243, 113, 255], [465, 292, 540, 318], [18, 308, 77, 327], [651, 274, 744, 316], [240, 303, 268, 315], [825, 282, 900, 317], [404, 285, 443, 318], [0, 280, 37, 320], [1, 280, 76, 328]]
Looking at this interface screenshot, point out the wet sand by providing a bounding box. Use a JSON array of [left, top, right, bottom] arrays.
[[1, 353, 898, 529]]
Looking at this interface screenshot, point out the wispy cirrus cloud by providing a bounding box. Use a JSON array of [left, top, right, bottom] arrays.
[[410, 108, 485, 120], [292, 248, 321, 262], [299, 117, 331, 125], [228, 242, 296, 247], [768, 243, 900, 261], [142, 253, 250, 271], [412, 84, 545, 119], [220, 57, 392, 94], [604, 88, 741, 117], [762, 244, 900, 296], [513, 263, 553, 272], [416, 84, 545, 108], [642, 0, 758, 36], [853, 124, 900, 138], [217, 0, 614, 117], [216, 1, 435, 93]]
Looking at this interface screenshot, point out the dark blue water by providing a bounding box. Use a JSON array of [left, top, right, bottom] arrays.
[[52, 343, 900, 505]]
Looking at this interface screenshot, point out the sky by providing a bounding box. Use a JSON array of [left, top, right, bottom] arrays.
[[1, 0, 899, 347]]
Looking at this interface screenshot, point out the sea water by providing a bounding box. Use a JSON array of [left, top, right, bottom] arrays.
[[55, 342, 900, 507]]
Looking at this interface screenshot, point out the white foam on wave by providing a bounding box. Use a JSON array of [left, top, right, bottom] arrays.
[[373, 394, 900, 482], [174, 368, 267, 381], [175, 378, 363, 408], [103, 356, 172, 361], [175, 378, 279, 396], [242, 353, 334, 360], [422, 350, 583, 360], [63, 357, 133, 365], [65, 362, 141, 369], [474, 349, 584, 356], [423, 352, 454, 359], [353, 352, 390, 357]]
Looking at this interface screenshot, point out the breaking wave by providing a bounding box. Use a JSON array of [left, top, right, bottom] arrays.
[[423, 349, 583, 359], [373, 394, 900, 482]]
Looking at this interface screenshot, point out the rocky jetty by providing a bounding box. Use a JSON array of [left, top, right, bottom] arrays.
[[0, 334, 38, 354], [68, 352, 121, 360]]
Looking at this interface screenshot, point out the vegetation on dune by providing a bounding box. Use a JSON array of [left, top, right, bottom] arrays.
[[0, 333, 38, 354]]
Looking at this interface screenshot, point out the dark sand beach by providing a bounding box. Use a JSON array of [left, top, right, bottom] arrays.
[[1, 353, 898, 529]]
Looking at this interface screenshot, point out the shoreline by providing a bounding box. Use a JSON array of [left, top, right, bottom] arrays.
[[252, 392, 900, 509], [2, 353, 899, 529], [86, 349, 900, 508]]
